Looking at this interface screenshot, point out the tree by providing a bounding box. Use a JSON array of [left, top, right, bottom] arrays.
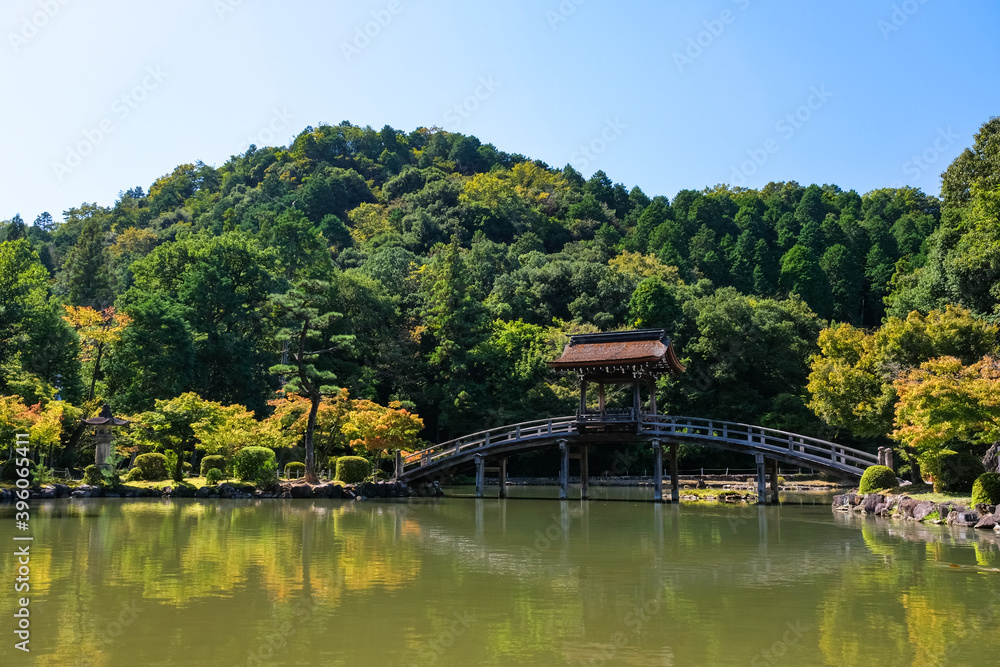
[[61, 216, 111, 308], [342, 400, 424, 475], [62, 306, 132, 400], [270, 279, 353, 484], [136, 393, 223, 482], [779, 243, 831, 318], [893, 356, 1000, 476]]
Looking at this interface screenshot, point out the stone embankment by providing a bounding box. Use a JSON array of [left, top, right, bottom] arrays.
[[0, 480, 443, 502], [833, 493, 999, 530]]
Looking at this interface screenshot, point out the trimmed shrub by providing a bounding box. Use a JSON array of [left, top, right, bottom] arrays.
[[83, 464, 103, 486], [972, 472, 1000, 506], [233, 446, 277, 483], [935, 451, 985, 494], [859, 465, 897, 494], [134, 453, 169, 481], [336, 456, 371, 484], [123, 467, 143, 483], [183, 461, 192, 475], [284, 461, 306, 478], [327, 456, 339, 474], [200, 455, 226, 477], [205, 468, 223, 485]]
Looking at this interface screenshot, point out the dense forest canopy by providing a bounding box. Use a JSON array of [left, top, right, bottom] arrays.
[[2, 117, 999, 475]]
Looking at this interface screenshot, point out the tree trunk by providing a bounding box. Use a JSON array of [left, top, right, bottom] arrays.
[[304, 393, 320, 484], [173, 442, 185, 482], [904, 448, 922, 484]]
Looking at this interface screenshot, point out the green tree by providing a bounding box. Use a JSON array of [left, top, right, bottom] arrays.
[[138, 392, 223, 482], [270, 279, 353, 483]]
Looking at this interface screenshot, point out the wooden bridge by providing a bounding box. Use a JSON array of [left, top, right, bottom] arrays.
[[396, 412, 877, 504], [396, 330, 877, 504]]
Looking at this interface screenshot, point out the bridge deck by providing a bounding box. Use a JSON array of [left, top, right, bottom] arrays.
[[398, 414, 877, 499]]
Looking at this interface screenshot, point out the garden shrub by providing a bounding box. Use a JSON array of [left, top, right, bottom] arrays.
[[284, 461, 306, 478], [233, 446, 277, 483], [123, 467, 143, 483], [859, 465, 897, 494], [205, 468, 223, 485], [934, 451, 985, 494], [83, 464, 103, 486], [133, 453, 169, 481], [200, 455, 226, 477], [972, 472, 1000, 506], [326, 456, 339, 474], [336, 456, 371, 484]]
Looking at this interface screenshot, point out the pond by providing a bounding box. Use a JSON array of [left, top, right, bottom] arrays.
[[2, 491, 1000, 666]]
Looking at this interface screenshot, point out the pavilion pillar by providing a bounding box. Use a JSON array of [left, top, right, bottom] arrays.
[[498, 456, 508, 499], [768, 458, 779, 505], [475, 454, 485, 498], [598, 383, 606, 413], [649, 379, 657, 416], [580, 446, 589, 500], [652, 439, 663, 502], [670, 442, 680, 502], [579, 379, 588, 416], [632, 379, 641, 418], [393, 450, 402, 481], [755, 453, 767, 504], [558, 439, 569, 500]]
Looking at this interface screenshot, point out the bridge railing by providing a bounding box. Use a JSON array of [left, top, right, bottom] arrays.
[[642, 415, 877, 472], [400, 416, 577, 474]]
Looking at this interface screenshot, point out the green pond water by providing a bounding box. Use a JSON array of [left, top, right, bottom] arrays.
[[3, 491, 1000, 666]]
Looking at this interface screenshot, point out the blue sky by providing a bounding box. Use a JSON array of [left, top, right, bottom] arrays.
[[3, 0, 998, 223]]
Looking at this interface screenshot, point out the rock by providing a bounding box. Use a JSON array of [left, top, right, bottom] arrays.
[[54, 484, 69, 498], [342, 489, 356, 500], [71, 489, 89, 498], [163, 486, 173, 496], [290, 484, 312, 499], [863, 494, 885, 514], [313, 483, 336, 498], [947, 510, 981, 527], [897, 497, 919, 518], [696, 479, 707, 489], [358, 482, 380, 498], [195, 486, 214, 498], [975, 514, 998, 530], [279, 490, 292, 499], [104, 493, 121, 498], [912, 501, 937, 521], [832, 494, 849, 508]]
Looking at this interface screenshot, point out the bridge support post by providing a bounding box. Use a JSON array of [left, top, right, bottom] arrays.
[[580, 446, 589, 500], [393, 450, 402, 481], [652, 439, 663, 502], [498, 456, 508, 499], [558, 439, 569, 500], [670, 442, 679, 502], [475, 454, 485, 499], [768, 458, 779, 505], [754, 453, 766, 504]]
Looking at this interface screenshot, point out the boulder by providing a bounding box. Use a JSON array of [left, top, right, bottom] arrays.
[[71, 489, 90, 498], [863, 494, 885, 514], [974, 514, 998, 530], [912, 501, 937, 521], [54, 484, 70, 498], [313, 483, 338, 499], [947, 510, 981, 527], [195, 486, 214, 498], [289, 484, 312, 499]]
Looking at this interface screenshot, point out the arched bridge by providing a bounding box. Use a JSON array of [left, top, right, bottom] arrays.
[[396, 413, 877, 504]]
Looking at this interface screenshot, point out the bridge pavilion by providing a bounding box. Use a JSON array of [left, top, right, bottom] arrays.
[[547, 329, 687, 501]]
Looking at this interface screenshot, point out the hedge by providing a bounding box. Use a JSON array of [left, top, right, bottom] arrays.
[[206, 468, 223, 485], [133, 453, 169, 481], [336, 456, 371, 484], [935, 451, 985, 494], [284, 461, 306, 478], [200, 455, 226, 477], [83, 464, 104, 486], [233, 447, 277, 483], [859, 465, 897, 494], [972, 472, 1000, 506]]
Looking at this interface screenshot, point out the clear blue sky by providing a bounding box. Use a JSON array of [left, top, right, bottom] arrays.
[[3, 0, 998, 224]]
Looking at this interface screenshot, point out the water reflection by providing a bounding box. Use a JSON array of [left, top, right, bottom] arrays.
[[1, 496, 1000, 666]]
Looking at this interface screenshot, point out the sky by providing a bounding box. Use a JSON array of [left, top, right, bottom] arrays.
[[2, 0, 999, 224]]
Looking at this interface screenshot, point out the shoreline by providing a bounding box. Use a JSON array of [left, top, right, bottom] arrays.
[[833, 492, 1000, 531]]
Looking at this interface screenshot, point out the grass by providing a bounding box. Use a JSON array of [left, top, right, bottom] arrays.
[[883, 482, 972, 505]]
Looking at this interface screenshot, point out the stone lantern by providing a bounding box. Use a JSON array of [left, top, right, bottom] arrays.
[[82, 403, 128, 468]]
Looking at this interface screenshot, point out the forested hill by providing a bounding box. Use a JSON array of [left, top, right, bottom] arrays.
[[2, 117, 999, 451]]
